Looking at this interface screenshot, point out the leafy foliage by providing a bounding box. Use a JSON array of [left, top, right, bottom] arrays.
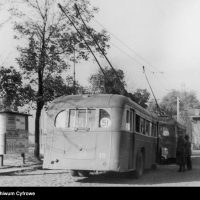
[[159, 90, 200, 116], [88, 66, 126, 94], [128, 89, 150, 109], [0, 66, 33, 111], [88, 67, 150, 108]]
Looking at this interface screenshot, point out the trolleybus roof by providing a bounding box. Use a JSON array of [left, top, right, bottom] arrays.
[[47, 94, 158, 119]]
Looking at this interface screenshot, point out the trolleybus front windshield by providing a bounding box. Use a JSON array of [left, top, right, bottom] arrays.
[[69, 109, 96, 129]]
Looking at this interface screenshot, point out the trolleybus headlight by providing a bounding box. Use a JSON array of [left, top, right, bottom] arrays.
[[56, 159, 59, 163], [51, 161, 54, 164], [103, 162, 107, 166]]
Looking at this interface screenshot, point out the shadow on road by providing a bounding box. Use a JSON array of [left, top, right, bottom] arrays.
[[76, 156, 200, 186]]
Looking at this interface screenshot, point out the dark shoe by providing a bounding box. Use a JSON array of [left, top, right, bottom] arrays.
[[178, 169, 182, 172], [182, 169, 185, 172]]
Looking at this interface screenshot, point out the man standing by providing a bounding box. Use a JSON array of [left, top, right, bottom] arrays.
[[185, 135, 192, 170], [176, 130, 186, 172]]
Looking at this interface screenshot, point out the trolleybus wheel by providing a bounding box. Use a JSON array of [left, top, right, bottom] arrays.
[[134, 151, 144, 179], [69, 170, 79, 177], [78, 170, 90, 177]]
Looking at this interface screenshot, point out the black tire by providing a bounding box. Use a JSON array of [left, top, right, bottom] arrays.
[[133, 151, 144, 179], [69, 170, 79, 177], [78, 170, 90, 177]]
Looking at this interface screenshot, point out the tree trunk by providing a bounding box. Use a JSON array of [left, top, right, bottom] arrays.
[[34, 103, 43, 159], [34, 69, 44, 159]]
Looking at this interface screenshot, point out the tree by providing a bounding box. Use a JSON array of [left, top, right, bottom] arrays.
[[9, 0, 110, 158], [0, 66, 34, 111], [89, 67, 150, 108], [159, 90, 200, 116], [88, 66, 126, 94], [158, 90, 200, 140], [129, 89, 150, 109]]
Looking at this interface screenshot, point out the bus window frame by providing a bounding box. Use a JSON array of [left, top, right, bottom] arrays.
[[149, 122, 152, 136], [140, 117, 145, 135], [135, 113, 140, 133], [98, 108, 112, 129], [146, 120, 150, 136], [122, 106, 134, 132], [54, 109, 68, 128], [152, 122, 157, 137]]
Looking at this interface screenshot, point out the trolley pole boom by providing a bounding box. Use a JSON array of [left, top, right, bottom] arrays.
[[58, 3, 117, 94], [74, 3, 128, 96]]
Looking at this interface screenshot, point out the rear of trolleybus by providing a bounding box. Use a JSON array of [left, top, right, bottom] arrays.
[[43, 94, 123, 177], [43, 94, 158, 178]]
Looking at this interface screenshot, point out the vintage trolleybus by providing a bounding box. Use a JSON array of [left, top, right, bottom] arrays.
[[43, 94, 159, 178], [158, 117, 186, 163]]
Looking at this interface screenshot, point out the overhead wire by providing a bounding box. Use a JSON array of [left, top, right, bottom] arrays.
[[59, 2, 173, 94], [152, 72, 171, 91], [83, 9, 173, 91]]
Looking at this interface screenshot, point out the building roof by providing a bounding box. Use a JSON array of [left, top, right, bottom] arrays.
[[0, 111, 32, 116]]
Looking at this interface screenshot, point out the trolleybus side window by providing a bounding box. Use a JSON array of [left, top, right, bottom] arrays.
[[141, 118, 145, 134], [152, 123, 156, 137], [124, 109, 133, 131], [99, 109, 111, 128], [146, 120, 150, 135], [149, 122, 152, 136], [135, 114, 140, 133], [126, 110, 130, 130]]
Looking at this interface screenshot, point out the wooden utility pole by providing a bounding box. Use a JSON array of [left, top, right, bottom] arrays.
[[177, 96, 180, 122]]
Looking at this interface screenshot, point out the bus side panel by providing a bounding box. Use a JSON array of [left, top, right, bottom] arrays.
[[133, 133, 144, 169], [133, 133, 157, 170], [110, 131, 131, 172]]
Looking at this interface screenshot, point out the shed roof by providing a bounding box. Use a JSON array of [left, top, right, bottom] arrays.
[[0, 111, 32, 116]]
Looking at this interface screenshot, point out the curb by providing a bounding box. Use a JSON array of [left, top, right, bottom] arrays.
[[0, 164, 43, 174]]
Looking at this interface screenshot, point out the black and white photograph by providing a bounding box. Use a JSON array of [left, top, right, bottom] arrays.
[[0, 0, 200, 188]]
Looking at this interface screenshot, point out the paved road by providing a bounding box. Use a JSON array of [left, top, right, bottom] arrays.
[[0, 151, 200, 187]]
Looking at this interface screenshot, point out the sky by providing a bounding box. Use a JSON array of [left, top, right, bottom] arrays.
[[1, 0, 200, 104]]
